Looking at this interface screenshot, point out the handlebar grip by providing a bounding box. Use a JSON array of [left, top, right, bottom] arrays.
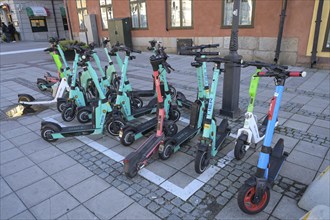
[[132, 49, 142, 54], [288, 71, 306, 77]]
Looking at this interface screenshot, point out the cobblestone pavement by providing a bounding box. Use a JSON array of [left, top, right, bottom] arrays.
[[0, 43, 329, 219]]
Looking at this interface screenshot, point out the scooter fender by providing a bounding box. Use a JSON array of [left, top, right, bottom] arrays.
[[244, 176, 257, 186], [121, 124, 138, 133], [18, 94, 35, 102], [40, 121, 62, 131], [197, 142, 209, 152]]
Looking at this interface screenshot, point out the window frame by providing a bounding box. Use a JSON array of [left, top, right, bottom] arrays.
[[99, 0, 113, 30], [29, 17, 48, 32], [322, 13, 330, 52], [221, 0, 255, 29], [168, 0, 193, 30], [129, 0, 148, 30], [76, 0, 88, 31], [62, 17, 68, 31]]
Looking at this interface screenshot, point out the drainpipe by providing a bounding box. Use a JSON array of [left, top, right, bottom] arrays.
[[165, 0, 168, 31], [64, 0, 73, 40], [311, 0, 324, 68], [51, 0, 59, 38], [274, 0, 288, 63]]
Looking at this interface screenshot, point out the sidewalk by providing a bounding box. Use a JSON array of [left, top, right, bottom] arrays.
[[0, 44, 329, 219]]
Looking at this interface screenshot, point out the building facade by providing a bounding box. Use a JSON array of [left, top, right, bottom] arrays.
[[0, 0, 69, 41], [57, 1, 330, 66]]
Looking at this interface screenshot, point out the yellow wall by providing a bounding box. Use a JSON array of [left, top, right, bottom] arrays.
[[306, 0, 330, 58]]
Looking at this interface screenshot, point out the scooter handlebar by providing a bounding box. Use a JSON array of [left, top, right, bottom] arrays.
[[180, 51, 220, 56], [182, 44, 220, 51], [195, 56, 229, 64], [241, 60, 288, 70], [257, 71, 307, 78]]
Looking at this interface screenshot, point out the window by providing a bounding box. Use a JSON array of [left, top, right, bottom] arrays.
[[169, 0, 192, 28], [62, 17, 68, 30], [322, 14, 330, 52], [100, 0, 113, 29], [130, 0, 148, 29], [76, 0, 87, 30], [30, 17, 48, 32], [222, 0, 254, 28]]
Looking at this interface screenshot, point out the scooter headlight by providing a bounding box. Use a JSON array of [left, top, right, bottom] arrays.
[[119, 130, 123, 138], [158, 141, 164, 152]]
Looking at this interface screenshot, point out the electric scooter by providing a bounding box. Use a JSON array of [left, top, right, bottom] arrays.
[[234, 61, 280, 160], [119, 45, 180, 146], [176, 44, 220, 109], [237, 65, 306, 214], [37, 37, 67, 91], [40, 47, 113, 142], [105, 45, 159, 136], [124, 52, 178, 178], [158, 48, 221, 160], [193, 56, 231, 174]]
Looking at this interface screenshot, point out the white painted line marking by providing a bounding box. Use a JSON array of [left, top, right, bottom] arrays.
[[102, 149, 125, 162], [139, 169, 166, 185], [0, 48, 47, 56], [229, 133, 237, 139], [43, 115, 235, 201]]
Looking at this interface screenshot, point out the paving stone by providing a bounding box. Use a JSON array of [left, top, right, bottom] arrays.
[[84, 187, 133, 219], [171, 207, 185, 218], [171, 197, 184, 207], [16, 177, 63, 208], [283, 120, 310, 132], [180, 203, 194, 213], [290, 114, 316, 124], [295, 141, 328, 158], [19, 139, 53, 155], [10, 210, 36, 220], [287, 150, 323, 171], [138, 197, 151, 207], [0, 193, 26, 219], [146, 161, 178, 179], [30, 191, 79, 219], [113, 203, 160, 220], [216, 196, 229, 206], [272, 196, 306, 220], [9, 132, 40, 146], [124, 187, 137, 196], [220, 179, 232, 187], [221, 191, 233, 199], [147, 201, 160, 212], [313, 119, 329, 128], [68, 175, 109, 203], [264, 190, 282, 214], [52, 163, 93, 189], [0, 156, 34, 177], [0, 139, 15, 152], [215, 198, 269, 219], [28, 147, 62, 164], [39, 154, 77, 175], [0, 147, 24, 165], [5, 165, 47, 190], [163, 192, 176, 201], [0, 178, 12, 198], [156, 207, 171, 219], [57, 205, 97, 220], [56, 139, 85, 152], [308, 125, 330, 138]]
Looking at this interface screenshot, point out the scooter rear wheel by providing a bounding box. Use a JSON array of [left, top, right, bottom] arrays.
[[18, 95, 32, 107], [237, 183, 270, 214], [194, 150, 208, 174], [164, 122, 178, 137], [120, 130, 135, 146], [131, 96, 143, 109], [159, 141, 174, 160], [106, 118, 125, 136], [234, 134, 248, 160], [61, 106, 76, 122], [77, 108, 91, 124], [37, 80, 47, 91], [57, 100, 66, 113], [41, 125, 59, 142]]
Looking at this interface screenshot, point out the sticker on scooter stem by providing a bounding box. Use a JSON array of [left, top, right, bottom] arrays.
[[268, 93, 278, 120]]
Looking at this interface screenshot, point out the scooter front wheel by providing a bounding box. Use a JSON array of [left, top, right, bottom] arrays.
[[237, 183, 270, 214], [131, 96, 143, 109], [234, 134, 248, 160], [41, 125, 59, 142], [120, 130, 135, 146], [77, 109, 91, 124], [61, 106, 76, 122], [106, 118, 125, 136], [37, 80, 48, 91], [194, 150, 209, 174]]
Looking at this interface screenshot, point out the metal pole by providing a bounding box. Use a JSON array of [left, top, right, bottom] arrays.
[[274, 0, 288, 63], [311, 0, 324, 68], [51, 0, 59, 38], [64, 0, 73, 40], [220, 0, 242, 118]]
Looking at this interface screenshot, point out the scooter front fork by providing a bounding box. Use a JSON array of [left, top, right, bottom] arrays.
[[245, 176, 268, 204]]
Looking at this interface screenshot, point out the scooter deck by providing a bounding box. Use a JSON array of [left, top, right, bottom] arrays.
[[215, 126, 231, 151], [172, 126, 198, 145], [268, 138, 287, 184], [133, 89, 154, 97], [135, 117, 157, 135], [60, 124, 94, 133]]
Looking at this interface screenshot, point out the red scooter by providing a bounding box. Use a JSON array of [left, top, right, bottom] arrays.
[[123, 50, 178, 178]]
